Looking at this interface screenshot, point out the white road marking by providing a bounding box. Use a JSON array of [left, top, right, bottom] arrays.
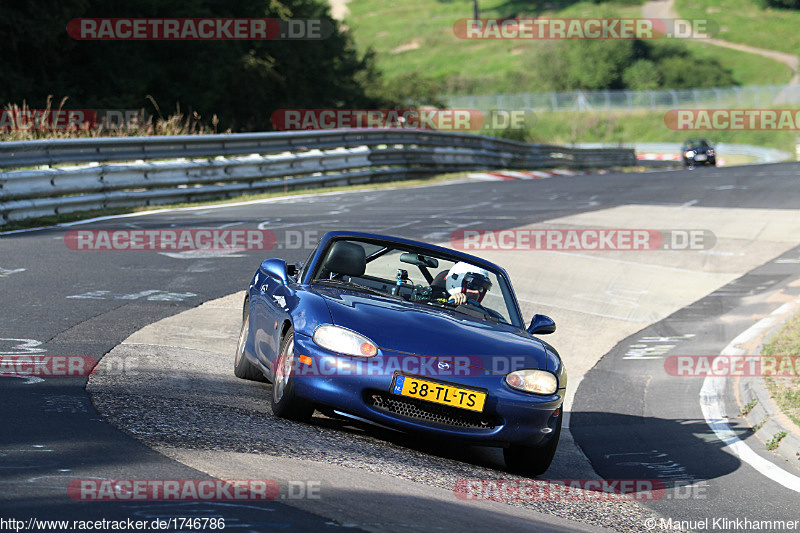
[[66, 290, 197, 301], [0, 375, 45, 384], [1, 187, 405, 235], [0, 338, 45, 355], [257, 219, 336, 230], [0, 267, 25, 278], [700, 304, 800, 493], [158, 250, 247, 259]]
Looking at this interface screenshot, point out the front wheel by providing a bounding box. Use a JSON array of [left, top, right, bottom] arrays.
[[234, 311, 264, 381], [504, 414, 562, 477], [271, 328, 314, 421]]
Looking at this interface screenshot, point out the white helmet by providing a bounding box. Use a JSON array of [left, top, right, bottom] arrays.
[[446, 262, 492, 302]]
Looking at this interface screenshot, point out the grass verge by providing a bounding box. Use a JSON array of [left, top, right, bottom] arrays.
[[762, 311, 800, 429], [676, 0, 800, 59], [497, 109, 798, 153]]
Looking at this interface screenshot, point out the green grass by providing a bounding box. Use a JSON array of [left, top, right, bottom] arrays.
[[762, 311, 800, 429], [676, 0, 800, 58], [739, 399, 758, 417], [500, 108, 797, 152], [678, 39, 791, 86], [766, 431, 788, 450], [346, 0, 792, 94]]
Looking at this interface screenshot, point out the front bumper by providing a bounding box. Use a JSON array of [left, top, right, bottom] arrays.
[[683, 153, 716, 165], [290, 332, 565, 447]]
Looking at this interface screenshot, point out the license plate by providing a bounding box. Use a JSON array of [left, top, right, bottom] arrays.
[[695, 154, 707, 161], [391, 375, 486, 412]]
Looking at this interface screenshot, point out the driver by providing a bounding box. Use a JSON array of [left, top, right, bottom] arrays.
[[445, 262, 492, 305]]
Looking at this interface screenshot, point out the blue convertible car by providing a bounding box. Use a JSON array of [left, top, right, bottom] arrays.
[[235, 231, 566, 476]]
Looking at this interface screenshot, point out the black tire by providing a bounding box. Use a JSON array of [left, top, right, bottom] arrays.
[[503, 414, 562, 477], [234, 305, 265, 381], [271, 328, 314, 421]]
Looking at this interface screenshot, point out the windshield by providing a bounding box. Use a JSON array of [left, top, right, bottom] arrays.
[[685, 139, 710, 148], [310, 238, 522, 327]]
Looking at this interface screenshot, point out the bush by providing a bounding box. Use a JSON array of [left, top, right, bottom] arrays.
[[525, 38, 736, 91], [623, 60, 662, 90]]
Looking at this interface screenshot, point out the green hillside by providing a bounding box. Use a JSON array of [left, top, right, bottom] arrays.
[[345, 0, 792, 94], [676, 0, 800, 57]]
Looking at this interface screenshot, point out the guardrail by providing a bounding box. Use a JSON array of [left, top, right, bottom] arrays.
[[0, 130, 636, 225], [575, 142, 795, 168]]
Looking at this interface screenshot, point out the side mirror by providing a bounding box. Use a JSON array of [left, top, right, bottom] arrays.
[[260, 258, 289, 284], [527, 314, 556, 335]]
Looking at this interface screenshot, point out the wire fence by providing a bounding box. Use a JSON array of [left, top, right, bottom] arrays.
[[445, 84, 800, 112]]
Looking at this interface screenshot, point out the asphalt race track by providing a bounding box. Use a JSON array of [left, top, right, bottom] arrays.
[[2, 162, 800, 532]]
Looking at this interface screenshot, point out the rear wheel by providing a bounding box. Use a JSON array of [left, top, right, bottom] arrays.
[[234, 308, 264, 381], [271, 328, 314, 421], [504, 414, 562, 477]]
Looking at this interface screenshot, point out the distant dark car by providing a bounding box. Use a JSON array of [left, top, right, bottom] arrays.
[[681, 139, 716, 167]]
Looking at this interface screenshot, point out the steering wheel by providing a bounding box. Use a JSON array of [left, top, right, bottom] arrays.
[[446, 298, 505, 320], [446, 297, 483, 307]]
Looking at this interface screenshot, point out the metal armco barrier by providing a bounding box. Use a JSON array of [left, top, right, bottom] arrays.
[[0, 130, 636, 225]]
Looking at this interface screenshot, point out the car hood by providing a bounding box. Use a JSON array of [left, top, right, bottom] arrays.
[[310, 286, 550, 373]]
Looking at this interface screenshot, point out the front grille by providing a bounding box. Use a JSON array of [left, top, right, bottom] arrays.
[[367, 391, 497, 430]]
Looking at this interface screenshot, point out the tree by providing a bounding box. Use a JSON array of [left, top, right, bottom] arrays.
[[0, 0, 396, 131], [622, 60, 662, 90]]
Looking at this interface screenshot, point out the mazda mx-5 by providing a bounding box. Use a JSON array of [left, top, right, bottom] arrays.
[[234, 231, 566, 476]]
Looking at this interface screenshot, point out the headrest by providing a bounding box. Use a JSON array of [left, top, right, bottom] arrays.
[[431, 270, 448, 289], [324, 241, 366, 277]]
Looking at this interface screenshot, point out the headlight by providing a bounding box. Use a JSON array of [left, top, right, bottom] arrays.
[[313, 325, 378, 357], [684, 150, 695, 157], [707, 149, 715, 155], [505, 369, 558, 395]]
